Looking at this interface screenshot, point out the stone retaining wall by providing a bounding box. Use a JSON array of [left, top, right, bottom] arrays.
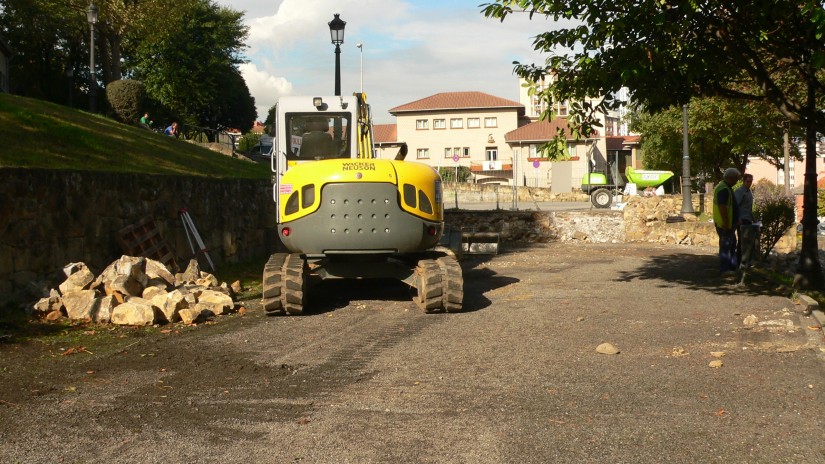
[[0, 171, 795, 303], [0, 168, 277, 299]]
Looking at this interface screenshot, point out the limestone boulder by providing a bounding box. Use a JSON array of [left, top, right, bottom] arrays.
[[142, 286, 166, 301], [151, 289, 187, 323], [145, 258, 176, 287], [58, 264, 95, 295], [111, 297, 155, 326], [92, 294, 118, 323], [196, 289, 234, 316], [63, 289, 98, 320], [107, 274, 144, 297], [179, 307, 211, 324]]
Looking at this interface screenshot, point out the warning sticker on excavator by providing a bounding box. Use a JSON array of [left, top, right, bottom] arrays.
[[279, 184, 293, 195]]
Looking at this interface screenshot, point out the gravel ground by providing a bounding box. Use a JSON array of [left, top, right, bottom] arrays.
[[1, 242, 824, 463]]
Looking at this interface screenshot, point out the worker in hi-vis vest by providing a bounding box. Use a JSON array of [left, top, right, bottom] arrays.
[[712, 167, 741, 276]]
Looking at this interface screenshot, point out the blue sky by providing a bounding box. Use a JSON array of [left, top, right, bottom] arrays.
[[215, 0, 559, 123]]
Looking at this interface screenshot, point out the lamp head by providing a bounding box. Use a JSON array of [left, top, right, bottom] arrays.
[[328, 14, 346, 46], [86, 2, 99, 25]]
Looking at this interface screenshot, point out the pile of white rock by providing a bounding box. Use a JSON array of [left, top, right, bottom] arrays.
[[31, 256, 241, 326]]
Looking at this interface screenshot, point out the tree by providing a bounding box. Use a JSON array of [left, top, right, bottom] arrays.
[[629, 97, 802, 182], [127, 0, 252, 129], [482, 0, 825, 289], [0, 0, 87, 104]]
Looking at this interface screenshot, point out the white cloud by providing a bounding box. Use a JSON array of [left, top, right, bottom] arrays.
[[219, 0, 564, 123], [238, 62, 294, 120]]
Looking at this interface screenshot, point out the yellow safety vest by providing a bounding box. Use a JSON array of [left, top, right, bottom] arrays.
[[712, 181, 734, 227]]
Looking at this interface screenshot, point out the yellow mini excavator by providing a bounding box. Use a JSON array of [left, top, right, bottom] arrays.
[[262, 93, 463, 314]]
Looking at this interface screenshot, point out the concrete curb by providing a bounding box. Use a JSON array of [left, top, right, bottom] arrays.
[[797, 293, 825, 327]]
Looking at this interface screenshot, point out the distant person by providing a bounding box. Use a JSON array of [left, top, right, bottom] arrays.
[[139, 112, 153, 129], [735, 173, 756, 268], [164, 122, 178, 137], [713, 167, 741, 277]]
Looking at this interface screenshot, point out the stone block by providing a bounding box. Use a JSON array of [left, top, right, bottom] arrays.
[[111, 297, 155, 326]]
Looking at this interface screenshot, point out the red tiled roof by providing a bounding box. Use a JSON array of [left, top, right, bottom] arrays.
[[606, 135, 640, 150], [504, 119, 570, 143], [373, 124, 397, 144], [389, 91, 524, 114]]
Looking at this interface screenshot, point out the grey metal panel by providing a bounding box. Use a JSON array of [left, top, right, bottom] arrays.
[[279, 182, 441, 255]]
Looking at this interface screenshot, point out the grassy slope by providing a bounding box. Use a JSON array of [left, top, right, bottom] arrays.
[[0, 93, 269, 179]]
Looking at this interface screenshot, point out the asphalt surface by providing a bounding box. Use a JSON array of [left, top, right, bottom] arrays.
[[1, 242, 824, 463]]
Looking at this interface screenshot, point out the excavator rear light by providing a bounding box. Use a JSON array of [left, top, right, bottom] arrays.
[[426, 225, 438, 236], [282, 227, 292, 237]]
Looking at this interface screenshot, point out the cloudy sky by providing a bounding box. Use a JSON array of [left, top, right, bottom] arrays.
[[214, 0, 560, 123]]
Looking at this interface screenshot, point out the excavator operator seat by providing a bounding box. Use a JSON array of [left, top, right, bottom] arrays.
[[301, 118, 335, 159]]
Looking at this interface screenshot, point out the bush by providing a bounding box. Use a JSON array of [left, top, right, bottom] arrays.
[[105, 79, 145, 124], [238, 133, 261, 152], [752, 179, 796, 259], [438, 166, 472, 183]]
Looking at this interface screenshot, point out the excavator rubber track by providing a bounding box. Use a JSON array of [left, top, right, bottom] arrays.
[[414, 252, 464, 313], [262, 252, 308, 315]]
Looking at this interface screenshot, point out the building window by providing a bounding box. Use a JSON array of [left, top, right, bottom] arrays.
[[531, 96, 545, 117], [530, 145, 538, 158], [444, 148, 452, 158], [484, 117, 497, 128], [605, 117, 618, 136], [462, 147, 470, 157], [450, 118, 463, 129], [433, 119, 446, 129], [416, 119, 429, 130], [555, 100, 568, 117], [486, 147, 498, 161], [416, 148, 429, 159], [467, 118, 480, 128]]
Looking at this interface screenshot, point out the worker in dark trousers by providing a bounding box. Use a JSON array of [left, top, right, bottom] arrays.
[[712, 168, 741, 277]]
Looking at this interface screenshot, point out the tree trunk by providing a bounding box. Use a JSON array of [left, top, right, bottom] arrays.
[[795, 77, 823, 290]]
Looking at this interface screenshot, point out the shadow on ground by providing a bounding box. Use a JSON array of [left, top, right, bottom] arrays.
[[616, 252, 786, 297]]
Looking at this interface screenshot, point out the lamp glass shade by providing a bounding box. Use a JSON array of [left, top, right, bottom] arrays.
[[328, 14, 346, 45], [86, 3, 98, 25]]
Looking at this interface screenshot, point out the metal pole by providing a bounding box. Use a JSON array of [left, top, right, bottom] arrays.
[[783, 125, 791, 194], [680, 104, 694, 213], [357, 43, 363, 93], [89, 25, 96, 112], [334, 43, 341, 96]]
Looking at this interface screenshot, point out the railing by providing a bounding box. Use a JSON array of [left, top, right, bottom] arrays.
[[178, 124, 238, 157]]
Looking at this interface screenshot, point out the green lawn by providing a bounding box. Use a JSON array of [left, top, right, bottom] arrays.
[[0, 93, 269, 179]]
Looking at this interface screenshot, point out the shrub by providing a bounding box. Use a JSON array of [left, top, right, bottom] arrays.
[[752, 179, 796, 259], [238, 133, 261, 152], [438, 166, 472, 183], [105, 79, 145, 124]]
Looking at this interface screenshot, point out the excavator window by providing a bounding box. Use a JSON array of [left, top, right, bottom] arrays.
[[301, 184, 315, 209], [403, 183, 417, 208], [418, 190, 433, 214], [285, 113, 351, 161]]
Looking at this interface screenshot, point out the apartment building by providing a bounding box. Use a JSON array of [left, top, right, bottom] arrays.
[[385, 91, 525, 184], [375, 84, 639, 191]]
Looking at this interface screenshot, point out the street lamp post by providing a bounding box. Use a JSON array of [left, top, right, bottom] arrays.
[[86, 2, 99, 113], [680, 103, 695, 214], [356, 43, 363, 93], [328, 13, 346, 96]]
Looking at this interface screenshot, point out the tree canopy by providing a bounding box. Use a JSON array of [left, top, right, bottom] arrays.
[[629, 97, 802, 182], [482, 1, 824, 137], [0, 0, 256, 131], [482, 0, 825, 287]]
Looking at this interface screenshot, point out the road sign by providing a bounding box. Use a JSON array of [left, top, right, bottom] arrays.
[[533, 160, 540, 168], [453, 154, 459, 163]]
